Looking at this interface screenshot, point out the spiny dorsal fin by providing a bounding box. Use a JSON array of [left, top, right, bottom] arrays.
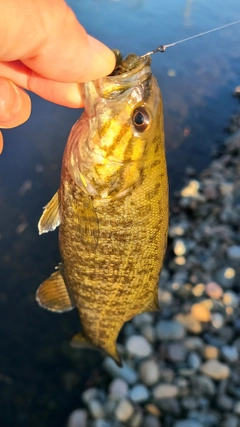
[[36, 269, 74, 313], [38, 191, 60, 235]]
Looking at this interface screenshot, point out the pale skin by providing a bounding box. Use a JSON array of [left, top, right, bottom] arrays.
[[0, 0, 116, 153]]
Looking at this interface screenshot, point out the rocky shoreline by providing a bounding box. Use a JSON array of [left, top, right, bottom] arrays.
[[67, 101, 240, 427]]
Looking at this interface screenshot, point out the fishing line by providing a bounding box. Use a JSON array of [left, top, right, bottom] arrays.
[[141, 19, 240, 57]]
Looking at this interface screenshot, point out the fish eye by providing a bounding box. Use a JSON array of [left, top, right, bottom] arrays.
[[132, 107, 150, 132]]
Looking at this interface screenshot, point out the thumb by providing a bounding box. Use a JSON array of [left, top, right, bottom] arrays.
[[0, 78, 31, 128]]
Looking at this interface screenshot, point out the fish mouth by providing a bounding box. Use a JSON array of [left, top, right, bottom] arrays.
[[81, 54, 152, 116]]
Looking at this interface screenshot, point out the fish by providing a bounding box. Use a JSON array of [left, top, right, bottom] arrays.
[[36, 51, 169, 366]]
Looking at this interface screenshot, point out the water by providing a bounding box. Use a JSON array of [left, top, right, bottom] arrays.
[[0, 1, 240, 426]]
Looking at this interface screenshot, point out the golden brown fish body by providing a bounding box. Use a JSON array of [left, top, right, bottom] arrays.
[[37, 53, 168, 365]]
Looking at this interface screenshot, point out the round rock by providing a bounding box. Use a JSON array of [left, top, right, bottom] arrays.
[[156, 320, 185, 341], [67, 409, 88, 427], [173, 420, 203, 427], [191, 303, 211, 322], [200, 360, 230, 380], [153, 383, 178, 399], [125, 335, 152, 358], [128, 384, 150, 403], [139, 359, 160, 386], [205, 282, 223, 299], [109, 378, 128, 398], [114, 399, 134, 422]]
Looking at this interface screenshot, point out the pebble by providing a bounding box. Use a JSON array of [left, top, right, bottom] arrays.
[[128, 384, 150, 403], [109, 378, 128, 398], [175, 313, 202, 334], [190, 375, 216, 396], [191, 303, 211, 322], [200, 360, 230, 380], [92, 421, 111, 427], [221, 414, 239, 427], [187, 352, 201, 369], [211, 312, 224, 329], [139, 359, 160, 386], [184, 337, 204, 351], [114, 399, 134, 422], [167, 342, 187, 362], [129, 412, 143, 427], [141, 324, 156, 343], [223, 290, 239, 307], [82, 388, 102, 405], [173, 420, 203, 427], [103, 358, 138, 385], [215, 267, 235, 288], [125, 335, 153, 358], [156, 320, 186, 341], [132, 313, 153, 327], [221, 345, 239, 363], [153, 384, 179, 399], [205, 281, 223, 299], [233, 401, 240, 415], [88, 400, 104, 419], [67, 409, 88, 427], [143, 415, 161, 427], [227, 245, 240, 260], [204, 345, 219, 359]]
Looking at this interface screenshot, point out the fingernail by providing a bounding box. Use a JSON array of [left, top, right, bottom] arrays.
[[0, 79, 22, 119]]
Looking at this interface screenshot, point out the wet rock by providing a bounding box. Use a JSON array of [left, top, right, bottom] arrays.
[[173, 420, 203, 427], [200, 360, 230, 380], [190, 375, 216, 396], [103, 358, 138, 384], [88, 400, 104, 419], [92, 420, 111, 427], [129, 411, 143, 427], [216, 394, 233, 411], [187, 352, 202, 369], [223, 290, 239, 307], [184, 337, 204, 351], [191, 303, 211, 322], [141, 324, 156, 343], [156, 320, 186, 341], [221, 414, 239, 427], [205, 282, 223, 299], [181, 396, 198, 410], [139, 359, 160, 386], [227, 245, 240, 260], [143, 414, 161, 427], [175, 313, 202, 334], [67, 409, 88, 427], [203, 345, 219, 359], [215, 267, 236, 288], [211, 312, 224, 329], [128, 384, 150, 403], [156, 397, 180, 416], [221, 345, 238, 363], [153, 384, 178, 399], [114, 399, 134, 422], [109, 378, 128, 398], [167, 342, 187, 362], [132, 313, 153, 327], [125, 335, 152, 358]]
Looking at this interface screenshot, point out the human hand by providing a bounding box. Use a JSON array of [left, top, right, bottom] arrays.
[[0, 0, 115, 153]]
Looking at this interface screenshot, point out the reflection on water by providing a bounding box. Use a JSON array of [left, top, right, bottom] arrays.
[[0, 0, 240, 425]]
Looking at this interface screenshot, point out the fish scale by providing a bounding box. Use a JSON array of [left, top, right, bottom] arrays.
[[37, 52, 168, 366]]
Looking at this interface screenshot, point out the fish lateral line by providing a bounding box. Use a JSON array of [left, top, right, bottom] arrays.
[[141, 18, 240, 58]]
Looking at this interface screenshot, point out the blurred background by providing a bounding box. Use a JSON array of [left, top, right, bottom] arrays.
[[0, 0, 240, 426]]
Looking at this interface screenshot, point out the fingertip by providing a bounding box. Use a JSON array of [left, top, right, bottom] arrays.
[[0, 132, 3, 154], [87, 35, 116, 77]]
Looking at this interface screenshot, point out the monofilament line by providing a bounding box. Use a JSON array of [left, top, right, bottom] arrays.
[[141, 19, 240, 58]]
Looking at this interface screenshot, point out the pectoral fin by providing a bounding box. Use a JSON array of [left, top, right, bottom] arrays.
[[36, 269, 74, 313], [71, 333, 122, 367], [38, 191, 60, 234]]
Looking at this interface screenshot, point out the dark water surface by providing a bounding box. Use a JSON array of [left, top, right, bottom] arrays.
[[0, 1, 240, 426]]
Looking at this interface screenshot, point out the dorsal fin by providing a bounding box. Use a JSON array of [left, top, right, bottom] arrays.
[[38, 191, 60, 234]]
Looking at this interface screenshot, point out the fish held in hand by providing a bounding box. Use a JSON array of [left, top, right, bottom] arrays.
[[37, 52, 169, 366]]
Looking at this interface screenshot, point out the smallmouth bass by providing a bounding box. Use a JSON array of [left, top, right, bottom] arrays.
[[37, 51, 169, 366]]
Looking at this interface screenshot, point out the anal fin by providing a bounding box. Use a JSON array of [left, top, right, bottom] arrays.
[[36, 269, 74, 313]]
